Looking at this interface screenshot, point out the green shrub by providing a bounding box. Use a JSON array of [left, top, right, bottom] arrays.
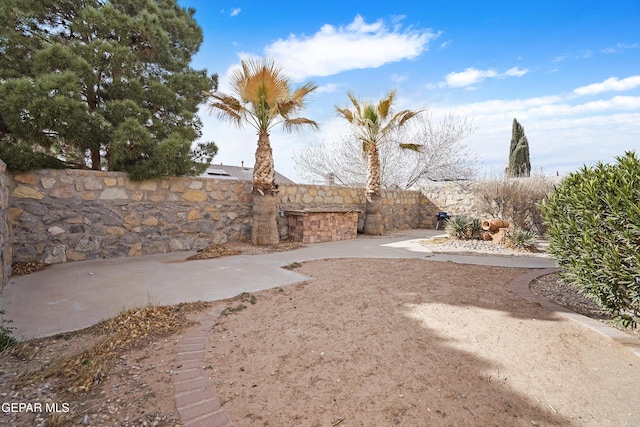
[[503, 229, 537, 252], [0, 309, 17, 352], [0, 141, 69, 172], [540, 151, 640, 327], [445, 215, 482, 240], [445, 215, 470, 239]]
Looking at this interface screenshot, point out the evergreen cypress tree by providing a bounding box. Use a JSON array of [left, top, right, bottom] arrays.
[[507, 118, 531, 177]]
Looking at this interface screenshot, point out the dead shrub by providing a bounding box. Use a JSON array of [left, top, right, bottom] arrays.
[[474, 175, 554, 234]]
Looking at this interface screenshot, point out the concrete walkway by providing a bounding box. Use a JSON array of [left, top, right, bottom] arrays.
[[1, 229, 556, 339]]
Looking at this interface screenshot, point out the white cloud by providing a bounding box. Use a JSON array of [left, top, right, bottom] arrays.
[[601, 42, 640, 54], [316, 83, 339, 94], [437, 66, 529, 88], [230, 8, 241, 17], [574, 75, 640, 96], [263, 15, 437, 81], [391, 73, 408, 84], [575, 49, 594, 59], [445, 68, 497, 87], [504, 66, 528, 77], [439, 39, 452, 50]]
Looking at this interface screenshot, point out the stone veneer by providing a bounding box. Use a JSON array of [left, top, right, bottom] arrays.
[[0, 160, 10, 290], [9, 169, 253, 264], [285, 209, 359, 244], [5, 169, 436, 268]]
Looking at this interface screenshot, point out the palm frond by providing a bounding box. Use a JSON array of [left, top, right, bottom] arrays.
[[282, 117, 319, 133], [290, 82, 318, 105], [336, 107, 354, 123], [399, 143, 422, 151], [206, 56, 317, 143], [377, 90, 396, 120], [347, 92, 362, 117], [396, 110, 422, 127], [207, 93, 245, 127]]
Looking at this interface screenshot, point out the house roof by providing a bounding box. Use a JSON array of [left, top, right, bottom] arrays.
[[199, 164, 295, 184]]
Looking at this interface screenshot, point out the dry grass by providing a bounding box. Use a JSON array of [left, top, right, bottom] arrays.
[[13, 301, 210, 392]]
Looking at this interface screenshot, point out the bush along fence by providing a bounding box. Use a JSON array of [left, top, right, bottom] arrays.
[[0, 168, 440, 280]]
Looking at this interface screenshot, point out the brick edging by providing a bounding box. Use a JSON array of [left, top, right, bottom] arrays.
[[511, 268, 640, 358], [173, 309, 236, 427]]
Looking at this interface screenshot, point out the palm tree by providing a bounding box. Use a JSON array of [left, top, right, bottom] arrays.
[[336, 90, 422, 235], [206, 57, 318, 245]]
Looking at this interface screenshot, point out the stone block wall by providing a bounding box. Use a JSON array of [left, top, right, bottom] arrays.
[[286, 210, 359, 244], [417, 181, 479, 218], [380, 188, 425, 231], [417, 177, 562, 226], [277, 184, 366, 238], [5, 169, 442, 266], [0, 160, 10, 289], [9, 169, 253, 264]]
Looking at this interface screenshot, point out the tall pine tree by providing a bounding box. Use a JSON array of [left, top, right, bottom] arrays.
[[0, 0, 217, 179]]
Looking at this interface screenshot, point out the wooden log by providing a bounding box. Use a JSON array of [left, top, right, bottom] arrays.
[[482, 218, 510, 232]]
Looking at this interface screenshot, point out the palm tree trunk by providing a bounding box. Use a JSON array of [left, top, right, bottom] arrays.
[[365, 143, 382, 196], [251, 131, 279, 245], [364, 144, 384, 235], [253, 131, 277, 195], [251, 193, 280, 245]]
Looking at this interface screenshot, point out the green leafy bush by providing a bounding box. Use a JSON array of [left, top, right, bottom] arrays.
[[540, 151, 640, 327]]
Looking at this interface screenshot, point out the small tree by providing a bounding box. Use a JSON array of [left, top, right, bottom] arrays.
[[540, 151, 640, 327], [507, 118, 531, 177], [334, 90, 422, 235], [205, 57, 318, 245]]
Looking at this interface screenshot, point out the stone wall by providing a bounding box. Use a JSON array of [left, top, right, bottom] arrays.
[[7, 169, 436, 265], [10, 169, 253, 264], [417, 181, 479, 218], [381, 188, 432, 231], [277, 184, 366, 238], [0, 160, 10, 290], [417, 176, 563, 221]]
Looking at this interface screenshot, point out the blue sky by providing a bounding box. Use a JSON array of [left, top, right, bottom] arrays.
[[178, 0, 640, 181]]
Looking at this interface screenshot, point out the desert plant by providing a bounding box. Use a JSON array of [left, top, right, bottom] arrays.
[[540, 151, 640, 328], [503, 229, 537, 252], [0, 309, 17, 351], [474, 175, 553, 234], [445, 215, 482, 240], [469, 217, 483, 239]]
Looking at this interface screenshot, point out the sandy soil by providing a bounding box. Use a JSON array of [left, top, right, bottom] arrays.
[[207, 258, 640, 427]]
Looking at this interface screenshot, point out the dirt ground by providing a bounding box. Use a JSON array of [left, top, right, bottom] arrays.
[[2, 254, 640, 426], [207, 259, 640, 427]]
